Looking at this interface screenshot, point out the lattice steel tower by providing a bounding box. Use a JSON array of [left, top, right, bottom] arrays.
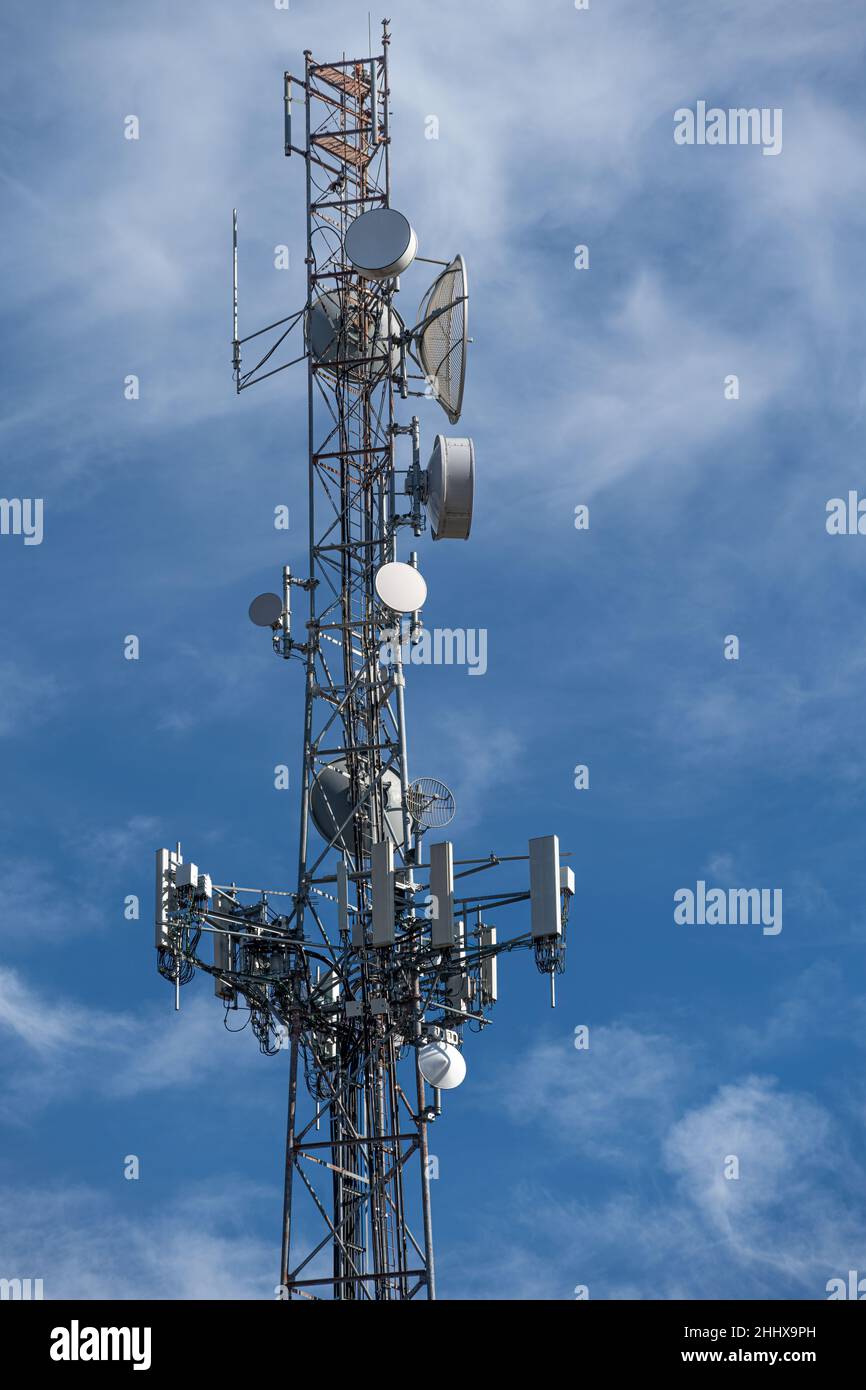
[[154, 20, 571, 1301]]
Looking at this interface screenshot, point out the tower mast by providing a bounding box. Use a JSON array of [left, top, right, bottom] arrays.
[[154, 21, 571, 1302]]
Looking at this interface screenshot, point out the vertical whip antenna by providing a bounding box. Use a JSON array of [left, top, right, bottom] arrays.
[[231, 208, 240, 387]]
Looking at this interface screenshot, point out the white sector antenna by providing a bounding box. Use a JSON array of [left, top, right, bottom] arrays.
[[418, 1041, 466, 1090], [374, 561, 427, 614], [345, 207, 418, 280], [425, 435, 474, 540]]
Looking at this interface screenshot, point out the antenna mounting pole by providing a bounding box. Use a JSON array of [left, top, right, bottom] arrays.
[[232, 208, 240, 387]]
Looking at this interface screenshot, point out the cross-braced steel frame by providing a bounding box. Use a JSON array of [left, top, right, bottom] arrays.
[[279, 26, 437, 1301], [155, 21, 569, 1305]]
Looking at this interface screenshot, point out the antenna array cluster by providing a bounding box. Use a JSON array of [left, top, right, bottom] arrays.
[[153, 21, 573, 1301]]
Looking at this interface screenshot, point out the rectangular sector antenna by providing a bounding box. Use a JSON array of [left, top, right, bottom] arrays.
[[447, 920, 468, 1013], [481, 925, 498, 1003], [213, 941, 235, 1001], [371, 839, 395, 946], [174, 861, 199, 890], [320, 971, 340, 1061], [155, 848, 180, 949], [529, 834, 562, 940], [429, 840, 455, 946], [212, 891, 236, 1001], [336, 860, 355, 942]]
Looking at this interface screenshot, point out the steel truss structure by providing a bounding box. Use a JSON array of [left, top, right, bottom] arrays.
[[154, 22, 570, 1302]]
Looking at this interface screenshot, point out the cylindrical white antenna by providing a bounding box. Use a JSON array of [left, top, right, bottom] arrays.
[[409, 550, 422, 641], [282, 565, 292, 658]]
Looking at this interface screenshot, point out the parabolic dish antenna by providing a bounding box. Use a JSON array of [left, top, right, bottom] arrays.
[[249, 592, 283, 627], [406, 777, 455, 831], [345, 208, 418, 280], [374, 561, 427, 614], [425, 435, 474, 541], [418, 1041, 466, 1091], [310, 758, 404, 852], [414, 254, 468, 425], [307, 291, 402, 377]]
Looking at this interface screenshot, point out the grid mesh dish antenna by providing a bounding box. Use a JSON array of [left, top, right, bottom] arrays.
[[406, 776, 455, 830], [415, 255, 468, 425]]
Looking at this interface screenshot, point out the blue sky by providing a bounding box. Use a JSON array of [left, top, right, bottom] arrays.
[[2, 0, 866, 1299]]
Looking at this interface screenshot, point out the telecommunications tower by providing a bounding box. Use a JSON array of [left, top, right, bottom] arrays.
[[154, 21, 572, 1300]]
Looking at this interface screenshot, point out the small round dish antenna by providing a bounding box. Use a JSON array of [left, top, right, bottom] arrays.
[[413, 254, 468, 424], [425, 435, 474, 540], [249, 593, 283, 627], [345, 208, 418, 280], [374, 561, 427, 614], [418, 1041, 466, 1090], [406, 777, 455, 831]]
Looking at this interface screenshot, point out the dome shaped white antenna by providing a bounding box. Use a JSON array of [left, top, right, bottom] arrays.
[[418, 1041, 466, 1090], [345, 207, 418, 280], [374, 561, 427, 614]]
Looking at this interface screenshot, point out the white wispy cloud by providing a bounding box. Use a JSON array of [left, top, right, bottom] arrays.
[[498, 1024, 688, 1163], [459, 992, 866, 1298], [0, 966, 263, 1118], [412, 709, 523, 831], [0, 815, 161, 942], [0, 1182, 276, 1299]]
